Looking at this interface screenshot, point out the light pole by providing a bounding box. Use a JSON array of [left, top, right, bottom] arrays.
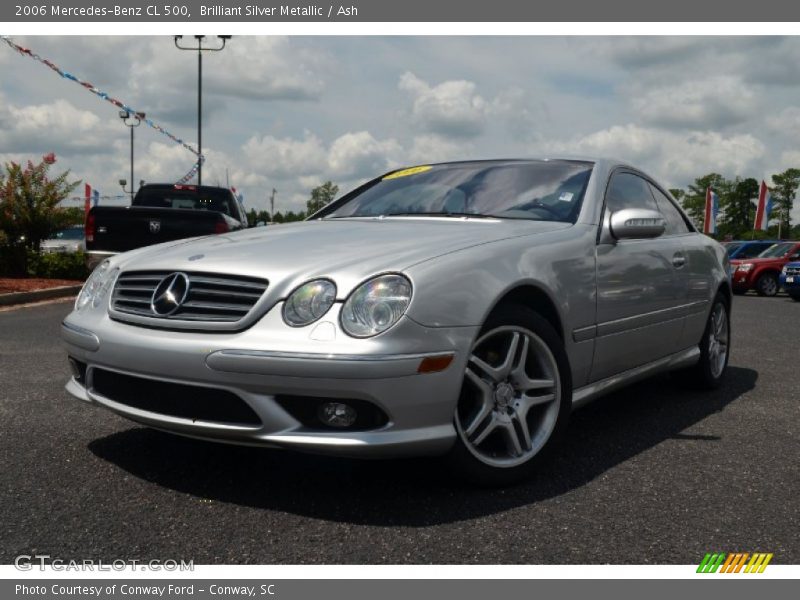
[[174, 35, 232, 187], [119, 110, 144, 200]]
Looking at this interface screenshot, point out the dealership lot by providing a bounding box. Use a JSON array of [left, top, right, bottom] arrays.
[[0, 295, 797, 564]]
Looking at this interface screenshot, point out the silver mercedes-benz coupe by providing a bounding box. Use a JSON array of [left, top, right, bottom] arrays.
[[62, 158, 731, 484]]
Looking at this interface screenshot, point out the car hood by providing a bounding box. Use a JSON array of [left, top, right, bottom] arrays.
[[115, 217, 570, 298], [730, 256, 784, 265]]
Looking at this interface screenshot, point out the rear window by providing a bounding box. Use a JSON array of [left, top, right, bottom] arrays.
[[135, 187, 233, 216]]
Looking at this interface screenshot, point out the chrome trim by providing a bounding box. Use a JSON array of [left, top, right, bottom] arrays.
[[572, 325, 597, 342], [212, 349, 452, 362], [60, 321, 100, 352], [572, 346, 701, 409], [596, 300, 709, 337]]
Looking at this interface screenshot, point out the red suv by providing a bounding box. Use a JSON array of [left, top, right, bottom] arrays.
[[731, 241, 800, 296]]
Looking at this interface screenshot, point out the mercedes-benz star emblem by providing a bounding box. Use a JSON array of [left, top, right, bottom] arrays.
[[149, 220, 161, 234], [151, 273, 190, 316]]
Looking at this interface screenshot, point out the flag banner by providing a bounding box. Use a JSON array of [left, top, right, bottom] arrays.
[[754, 180, 773, 231], [704, 187, 718, 235], [92, 189, 100, 207], [84, 183, 91, 217]]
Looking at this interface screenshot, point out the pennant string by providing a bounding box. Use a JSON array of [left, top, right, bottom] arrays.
[[1, 36, 203, 185]]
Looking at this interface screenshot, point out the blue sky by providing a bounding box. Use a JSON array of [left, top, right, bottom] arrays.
[[2, 36, 800, 219]]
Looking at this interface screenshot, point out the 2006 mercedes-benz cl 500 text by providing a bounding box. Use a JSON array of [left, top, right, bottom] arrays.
[[62, 158, 731, 484]]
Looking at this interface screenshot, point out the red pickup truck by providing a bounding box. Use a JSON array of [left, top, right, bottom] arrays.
[[730, 240, 800, 296]]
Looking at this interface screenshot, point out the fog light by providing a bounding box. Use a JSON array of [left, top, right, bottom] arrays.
[[318, 402, 358, 428]]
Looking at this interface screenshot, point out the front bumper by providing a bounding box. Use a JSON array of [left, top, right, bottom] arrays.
[[61, 306, 477, 458], [732, 269, 754, 290]]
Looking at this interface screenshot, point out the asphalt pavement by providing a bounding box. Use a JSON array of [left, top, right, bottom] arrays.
[[0, 295, 797, 564]]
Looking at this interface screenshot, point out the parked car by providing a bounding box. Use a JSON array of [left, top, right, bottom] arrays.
[[61, 158, 731, 484], [730, 241, 800, 296], [40, 225, 85, 254], [84, 184, 248, 269], [779, 262, 800, 301], [723, 240, 779, 260]]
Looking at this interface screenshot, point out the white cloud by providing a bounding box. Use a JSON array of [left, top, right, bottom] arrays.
[[131, 37, 327, 104], [327, 131, 401, 179], [399, 71, 489, 138], [630, 76, 756, 129], [545, 124, 766, 185], [241, 133, 327, 178], [407, 134, 472, 164], [0, 96, 118, 155], [766, 106, 800, 138]]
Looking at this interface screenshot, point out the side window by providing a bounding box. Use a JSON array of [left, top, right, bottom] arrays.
[[741, 244, 768, 258], [649, 184, 690, 235], [605, 172, 657, 213]]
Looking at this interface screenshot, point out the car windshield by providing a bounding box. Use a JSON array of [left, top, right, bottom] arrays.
[[135, 187, 233, 216], [724, 242, 742, 256], [320, 161, 594, 223], [759, 242, 795, 258], [53, 228, 84, 240]]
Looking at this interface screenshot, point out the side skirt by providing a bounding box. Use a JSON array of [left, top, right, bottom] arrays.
[[572, 346, 700, 409]]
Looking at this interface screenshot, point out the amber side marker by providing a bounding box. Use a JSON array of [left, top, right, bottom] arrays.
[[417, 354, 455, 374]]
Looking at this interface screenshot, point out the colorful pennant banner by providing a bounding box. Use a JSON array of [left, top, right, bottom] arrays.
[[1, 36, 204, 185]]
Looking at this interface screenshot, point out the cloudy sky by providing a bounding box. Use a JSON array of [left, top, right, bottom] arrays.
[[2, 36, 800, 218]]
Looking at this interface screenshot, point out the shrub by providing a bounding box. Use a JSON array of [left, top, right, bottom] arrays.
[[26, 250, 90, 280]]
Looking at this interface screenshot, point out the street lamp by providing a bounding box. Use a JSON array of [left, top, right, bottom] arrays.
[[174, 35, 232, 187], [119, 110, 145, 200], [120, 178, 146, 197]]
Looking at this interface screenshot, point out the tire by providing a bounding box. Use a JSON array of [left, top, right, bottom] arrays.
[[445, 305, 572, 486], [755, 272, 779, 297], [687, 293, 731, 390], [790, 292, 800, 302]]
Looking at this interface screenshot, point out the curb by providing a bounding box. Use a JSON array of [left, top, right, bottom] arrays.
[[0, 285, 83, 307]]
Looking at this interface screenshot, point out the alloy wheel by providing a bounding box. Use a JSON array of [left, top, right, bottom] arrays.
[[455, 326, 561, 468], [708, 303, 729, 379]]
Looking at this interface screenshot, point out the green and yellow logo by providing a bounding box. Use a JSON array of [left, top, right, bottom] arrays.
[[697, 552, 773, 573]]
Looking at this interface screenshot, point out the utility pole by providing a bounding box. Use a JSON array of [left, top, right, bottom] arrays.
[[270, 188, 277, 222], [174, 35, 232, 186]]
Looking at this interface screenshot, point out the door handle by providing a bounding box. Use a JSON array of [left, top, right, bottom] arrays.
[[672, 254, 686, 268]]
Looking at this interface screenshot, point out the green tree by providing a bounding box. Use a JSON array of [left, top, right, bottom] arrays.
[[719, 177, 758, 239], [681, 173, 728, 233], [0, 154, 80, 275], [306, 181, 339, 215], [668, 188, 685, 202], [770, 168, 800, 238]]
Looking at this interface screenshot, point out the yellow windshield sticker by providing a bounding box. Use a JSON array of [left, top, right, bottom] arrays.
[[383, 165, 432, 180]]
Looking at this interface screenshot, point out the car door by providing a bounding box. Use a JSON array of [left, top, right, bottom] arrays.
[[591, 170, 689, 382]]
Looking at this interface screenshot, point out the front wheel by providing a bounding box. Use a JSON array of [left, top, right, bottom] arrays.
[[755, 272, 779, 297], [446, 306, 571, 486], [688, 294, 730, 389]]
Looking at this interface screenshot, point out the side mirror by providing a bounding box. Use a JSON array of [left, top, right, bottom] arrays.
[[609, 208, 666, 240]]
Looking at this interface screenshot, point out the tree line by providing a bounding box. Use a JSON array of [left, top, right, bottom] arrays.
[[669, 168, 800, 240]]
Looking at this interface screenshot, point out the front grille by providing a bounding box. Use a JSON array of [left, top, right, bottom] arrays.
[[786, 267, 800, 276], [91, 368, 261, 427], [111, 270, 268, 322]]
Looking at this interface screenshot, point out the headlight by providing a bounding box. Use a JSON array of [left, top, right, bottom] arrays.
[[737, 263, 754, 272], [75, 260, 117, 311], [340, 274, 412, 338], [782, 266, 788, 275], [283, 279, 337, 327]]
